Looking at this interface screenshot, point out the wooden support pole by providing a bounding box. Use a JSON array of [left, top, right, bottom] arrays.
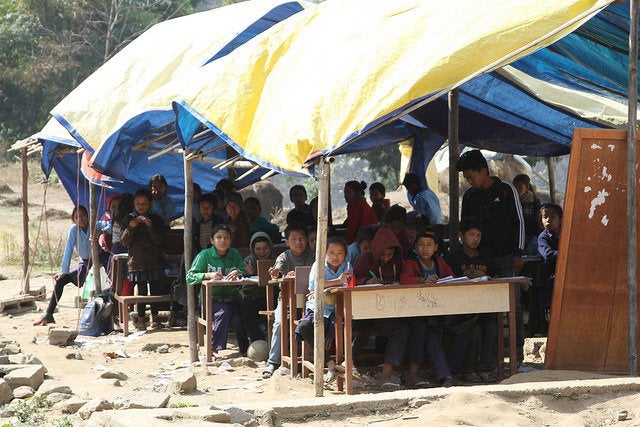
[[184, 151, 198, 363], [627, 0, 638, 376], [89, 183, 101, 296], [448, 89, 460, 245], [21, 148, 30, 294], [313, 158, 331, 397], [547, 157, 557, 204]]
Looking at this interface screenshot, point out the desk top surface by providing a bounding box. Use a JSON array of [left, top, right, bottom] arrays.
[[327, 278, 527, 294], [204, 277, 259, 286]]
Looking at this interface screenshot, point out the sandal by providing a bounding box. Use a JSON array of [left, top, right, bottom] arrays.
[[377, 376, 400, 391], [34, 314, 55, 326]]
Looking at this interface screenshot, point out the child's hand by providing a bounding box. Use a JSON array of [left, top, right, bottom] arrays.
[[365, 278, 380, 284], [422, 274, 438, 285], [268, 267, 280, 278], [225, 269, 241, 281], [285, 271, 296, 278], [245, 262, 255, 276]]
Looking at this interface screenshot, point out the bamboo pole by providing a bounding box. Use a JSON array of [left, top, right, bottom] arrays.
[[89, 183, 101, 296], [627, 0, 638, 376], [184, 151, 198, 363], [21, 147, 30, 294], [448, 89, 460, 245], [313, 158, 331, 397], [547, 157, 556, 204]]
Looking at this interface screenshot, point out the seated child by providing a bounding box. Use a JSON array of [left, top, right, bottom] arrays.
[[369, 182, 390, 221], [225, 192, 251, 248], [446, 217, 498, 383], [194, 192, 224, 254], [347, 226, 376, 267], [383, 204, 412, 256], [286, 185, 314, 227], [296, 237, 352, 382], [343, 180, 378, 244], [186, 224, 247, 356], [400, 228, 459, 388], [262, 223, 316, 378], [244, 197, 281, 244], [538, 203, 562, 324], [353, 226, 410, 389]]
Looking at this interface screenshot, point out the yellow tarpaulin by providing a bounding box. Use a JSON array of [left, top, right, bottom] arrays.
[[173, 0, 613, 174]]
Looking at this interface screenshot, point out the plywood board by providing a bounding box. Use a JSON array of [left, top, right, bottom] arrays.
[[545, 129, 640, 372]]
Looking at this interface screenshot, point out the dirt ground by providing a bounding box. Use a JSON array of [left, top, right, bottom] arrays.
[[2, 160, 640, 426]]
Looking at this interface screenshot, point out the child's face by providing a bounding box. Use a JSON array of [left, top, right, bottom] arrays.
[[199, 201, 214, 221], [225, 201, 241, 219], [541, 209, 562, 235], [253, 241, 271, 260], [308, 231, 317, 251], [379, 248, 395, 265], [343, 186, 358, 203], [460, 228, 482, 250], [286, 230, 308, 256], [290, 189, 306, 207], [358, 239, 372, 254], [326, 242, 346, 271], [369, 188, 384, 203], [109, 198, 120, 214], [462, 168, 490, 190], [74, 209, 89, 228], [150, 181, 166, 200], [211, 230, 232, 252], [515, 181, 528, 197], [406, 228, 418, 244], [134, 196, 152, 215], [415, 237, 438, 262], [244, 201, 260, 220]]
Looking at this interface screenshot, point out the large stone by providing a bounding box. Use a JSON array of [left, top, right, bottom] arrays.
[[0, 355, 9, 364], [3, 365, 45, 390], [126, 391, 170, 409], [0, 364, 32, 375], [99, 370, 128, 380], [35, 379, 73, 397], [52, 396, 88, 414], [46, 392, 73, 407], [226, 406, 257, 426], [171, 407, 231, 423], [8, 353, 29, 365], [48, 328, 77, 346], [165, 372, 197, 394], [78, 398, 112, 420], [12, 386, 34, 399], [0, 379, 13, 405], [0, 343, 21, 355]]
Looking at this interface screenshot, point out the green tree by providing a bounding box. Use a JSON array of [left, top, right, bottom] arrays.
[[0, 0, 197, 158]]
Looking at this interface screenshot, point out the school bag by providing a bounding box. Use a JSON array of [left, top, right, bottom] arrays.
[[78, 294, 113, 336]]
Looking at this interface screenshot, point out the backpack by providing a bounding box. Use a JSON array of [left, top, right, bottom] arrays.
[[78, 295, 113, 336]]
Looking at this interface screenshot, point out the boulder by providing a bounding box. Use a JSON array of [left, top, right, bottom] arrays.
[[3, 364, 45, 390]]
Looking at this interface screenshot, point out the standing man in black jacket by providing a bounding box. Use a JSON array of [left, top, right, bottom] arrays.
[[455, 149, 526, 364]]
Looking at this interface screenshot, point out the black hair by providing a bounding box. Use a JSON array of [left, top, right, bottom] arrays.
[[345, 180, 367, 195], [356, 226, 377, 244], [284, 222, 308, 238], [71, 205, 88, 222], [149, 174, 167, 187], [369, 182, 385, 195], [245, 196, 261, 209], [327, 236, 348, 253], [384, 204, 407, 224], [458, 216, 484, 233], [455, 149, 488, 172], [415, 226, 439, 243], [289, 184, 307, 197], [251, 235, 271, 250], [114, 193, 134, 227], [134, 187, 154, 203], [540, 203, 563, 218], [198, 192, 217, 207], [211, 224, 232, 237], [215, 178, 236, 196], [513, 174, 534, 191]]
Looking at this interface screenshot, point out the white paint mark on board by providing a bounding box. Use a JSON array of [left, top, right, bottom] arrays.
[[587, 177, 592, 181], [601, 166, 612, 181], [584, 186, 592, 193], [591, 143, 602, 150], [608, 144, 616, 151], [601, 215, 609, 226], [589, 189, 609, 219]]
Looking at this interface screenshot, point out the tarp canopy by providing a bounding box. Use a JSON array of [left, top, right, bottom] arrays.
[[38, 0, 309, 211], [169, 0, 617, 175]]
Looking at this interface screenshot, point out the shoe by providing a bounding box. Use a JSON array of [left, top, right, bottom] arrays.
[[479, 370, 496, 383], [441, 376, 456, 388], [34, 314, 55, 326], [461, 372, 482, 383], [262, 363, 277, 379]]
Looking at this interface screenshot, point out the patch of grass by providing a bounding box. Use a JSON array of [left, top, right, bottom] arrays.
[[169, 402, 198, 408], [1, 231, 64, 269]]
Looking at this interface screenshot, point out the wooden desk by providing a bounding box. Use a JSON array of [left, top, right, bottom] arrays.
[[272, 277, 299, 376], [197, 277, 259, 362], [329, 280, 520, 394]]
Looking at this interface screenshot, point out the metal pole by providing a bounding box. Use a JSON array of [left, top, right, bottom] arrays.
[[313, 158, 331, 397], [89, 183, 101, 296], [184, 152, 198, 363], [547, 157, 557, 205], [627, 0, 639, 377], [448, 89, 460, 246], [21, 148, 30, 294]]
